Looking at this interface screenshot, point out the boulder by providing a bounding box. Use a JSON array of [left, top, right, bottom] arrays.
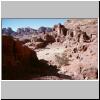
[[43, 33, 56, 43], [35, 42, 47, 49], [82, 67, 98, 79]]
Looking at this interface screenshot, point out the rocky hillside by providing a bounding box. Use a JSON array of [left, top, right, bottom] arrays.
[[2, 18, 98, 80], [34, 18, 98, 80], [58, 19, 98, 80]]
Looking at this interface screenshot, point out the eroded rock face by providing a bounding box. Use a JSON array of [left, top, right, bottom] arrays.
[[2, 36, 38, 80], [30, 33, 56, 49], [54, 19, 98, 80], [52, 23, 92, 45], [53, 23, 68, 36]]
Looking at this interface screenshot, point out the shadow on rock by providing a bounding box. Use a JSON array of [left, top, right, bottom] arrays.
[[2, 35, 72, 80], [30, 59, 72, 80]]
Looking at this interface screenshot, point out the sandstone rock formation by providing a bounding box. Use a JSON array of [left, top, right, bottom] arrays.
[[30, 33, 56, 49], [2, 36, 39, 79], [2, 18, 98, 80], [53, 23, 68, 43], [55, 19, 98, 80], [53, 23, 68, 36]]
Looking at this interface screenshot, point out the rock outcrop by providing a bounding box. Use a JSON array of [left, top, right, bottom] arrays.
[[55, 19, 98, 80], [53, 23, 68, 36], [2, 36, 39, 79], [30, 33, 56, 49]]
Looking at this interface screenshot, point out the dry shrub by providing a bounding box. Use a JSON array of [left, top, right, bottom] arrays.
[[55, 53, 71, 67]]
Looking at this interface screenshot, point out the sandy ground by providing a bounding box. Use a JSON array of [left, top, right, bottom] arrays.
[[35, 42, 66, 64]]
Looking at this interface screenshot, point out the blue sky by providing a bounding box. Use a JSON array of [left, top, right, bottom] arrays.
[[2, 18, 67, 31]]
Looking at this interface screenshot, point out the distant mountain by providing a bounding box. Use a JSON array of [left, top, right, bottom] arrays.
[[38, 27, 53, 33], [38, 27, 46, 33], [17, 27, 38, 35], [2, 27, 53, 36], [2, 27, 15, 36]]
